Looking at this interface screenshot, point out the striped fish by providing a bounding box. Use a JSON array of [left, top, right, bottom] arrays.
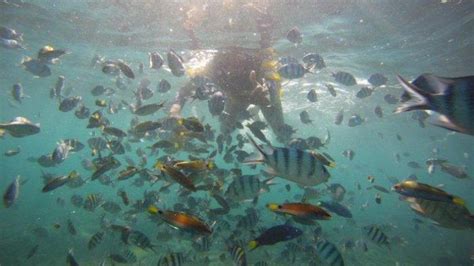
[[356, 87, 372, 99], [368, 73, 387, 87], [236, 208, 259, 228], [88, 231, 104, 250], [67, 219, 76, 235], [396, 74, 474, 135], [332, 71, 356, 86], [363, 225, 390, 248], [405, 197, 474, 230], [158, 252, 186, 266], [83, 193, 103, 211], [278, 63, 308, 79], [246, 134, 331, 186], [128, 230, 155, 251], [225, 175, 273, 202], [229, 245, 247, 266], [315, 239, 344, 266]]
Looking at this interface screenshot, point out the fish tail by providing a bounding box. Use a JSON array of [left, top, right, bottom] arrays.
[[395, 75, 432, 113], [452, 196, 465, 206], [244, 133, 266, 164], [248, 240, 258, 250]]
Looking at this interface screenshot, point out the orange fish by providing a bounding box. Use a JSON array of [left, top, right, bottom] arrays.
[[148, 205, 212, 234], [266, 202, 331, 220]]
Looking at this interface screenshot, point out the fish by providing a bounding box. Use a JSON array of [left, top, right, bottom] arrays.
[[342, 149, 354, 160], [158, 79, 171, 93], [300, 110, 312, 124], [117, 166, 140, 181], [11, 83, 29, 103], [245, 134, 331, 186], [21, 57, 51, 77], [75, 105, 90, 119], [335, 109, 344, 125], [307, 89, 318, 102], [0, 26, 23, 41], [102, 201, 122, 214], [167, 49, 185, 77], [363, 225, 390, 249], [384, 93, 399, 104], [286, 27, 302, 44], [356, 86, 372, 98], [158, 252, 186, 266], [369, 185, 390, 194], [327, 183, 346, 202], [117, 189, 129, 205], [52, 140, 72, 164], [224, 175, 273, 202], [332, 71, 356, 86], [374, 105, 383, 118], [91, 85, 106, 96], [173, 159, 215, 171], [67, 219, 77, 235], [26, 244, 39, 259], [0, 116, 40, 138], [236, 209, 259, 228], [88, 231, 104, 250], [396, 74, 474, 135], [103, 126, 127, 138], [318, 201, 352, 218], [42, 171, 79, 192], [116, 59, 135, 79], [148, 205, 212, 234], [83, 193, 103, 211], [375, 193, 382, 204], [392, 180, 465, 206], [208, 91, 226, 116], [347, 114, 364, 127], [248, 224, 302, 250], [107, 140, 125, 154], [134, 102, 166, 116], [149, 52, 164, 70], [179, 117, 205, 132], [229, 245, 247, 266], [368, 73, 388, 87], [37, 45, 67, 64], [59, 96, 82, 112], [326, 84, 337, 97], [315, 239, 345, 266], [4, 146, 21, 157], [91, 156, 120, 180], [156, 162, 196, 191], [66, 249, 79, 266], [3, 175, 20, 208], [302, 53, 326, 69], [278, 63, 309, 79], [440, 162, 470, 179], [128, 230, 155, 251], [266, 202, 331, 220], [1, 37, 24, 49]]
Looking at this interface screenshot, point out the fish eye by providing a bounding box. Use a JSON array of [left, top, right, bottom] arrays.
[[278, 205, 282, 209]]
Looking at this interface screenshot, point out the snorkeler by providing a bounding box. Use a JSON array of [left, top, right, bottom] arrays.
[[168, 7, 293, 143]]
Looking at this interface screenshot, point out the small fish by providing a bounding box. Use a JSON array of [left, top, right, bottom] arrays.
[[367, 176, 375, 183], [229, 245, 247, 266], [392, 180, 465, 206], [278, 63, 309, 79], [158, 252, 186, 266], [21, 57, 51, 77], [37, 45, 67, 64], [342, 149, 355, 160], [1, 37, 24, 49], [396, 74, 474, 135], [440, 162, 470, 179], [134, 102, 166, 116], [333, 71, 356, 86], [117, 189, 129, 205], [158, 79, 171, 93], [66, 249, 79, 266], [88, 231, 104, 250], [173, 159, 214, 171], [42, 171, 79, 192], [286, 27, 302, 44], [148, 205, 212, 234], [167, 49, 185, 77], [179, 117, 205, 132], [116, 59, 135, 79], [149, 52, 164, 70], [248, 224, 302, 250], [374, 105, 383, 118], [315, 239, 344, 266], [318, 201, 352, 218], [75, 105, 90, 119], [326, 84, 337, 97], [59, 96, 82, 112], [225, 175, 273, 202], [102, 201, 122, 214], [91, 85, 106, 96], [3, 175, 20, 208], [356, 86, 372, 98], [302, 53, 326, 69], [117, 166, 140, 181], [52, 140, 72, 164], [4, 146, 20, 157], [128, 230, 155, 251], [335, 109, 344, 125], [11, 83, 29, 103], [0, 26, 23, 41], [155, 163, 196, 191], [26, 244, 39, 259], [67, 219, 77, 235], [384, 94, 399, 104], [266, 202, 331, 220], [300, 110, 312, 124], [347, 114, 364, 127], [375, 193, 382, 204], [363, 225, 390, 248], [109, 254, 128, 263], [208, 91, 226, 116], [307, 89, 318, 102], [83, 193, 103, 211], [103, 126, 127, 138], [368, 73, 388, 87]]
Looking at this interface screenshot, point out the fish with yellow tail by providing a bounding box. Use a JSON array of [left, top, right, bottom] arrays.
[[248, 224, 302, 250], [245, 134, 331, 186], [266, 202, 331, 220], [148, 205, 212, 235], [392, 180, 465, 206]]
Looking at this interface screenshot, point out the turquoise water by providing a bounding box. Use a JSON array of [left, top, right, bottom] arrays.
[[1, 1, 473, 265]]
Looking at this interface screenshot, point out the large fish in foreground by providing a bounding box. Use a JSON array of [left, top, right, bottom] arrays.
[[396, 74, 474, 135], [245, 134, 332, 186]]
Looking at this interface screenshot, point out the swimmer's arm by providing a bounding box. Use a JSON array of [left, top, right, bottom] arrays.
[[169, 81, 195, 118]]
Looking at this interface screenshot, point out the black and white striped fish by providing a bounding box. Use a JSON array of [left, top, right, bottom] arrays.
[[396, 74, 474, 135], [368, 73, 387, 87], [356, 87, 372, 99], [224, 175, 273, 202], [158, 252, 186, 266], [363, 225, 390, 249], [229, 245, 247, 266], [246, 134, 331, 186], [332, 71, 356, 86], [88, 231, 104, 250], [315, 239, 344, 266], [278, 63, 310, 79]]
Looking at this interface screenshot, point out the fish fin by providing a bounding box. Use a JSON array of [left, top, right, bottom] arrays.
[[430, 115, 467, 134], [395, 75, 433, 113], [409, 203, 426, 215], [263, 167, 278, 176]]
